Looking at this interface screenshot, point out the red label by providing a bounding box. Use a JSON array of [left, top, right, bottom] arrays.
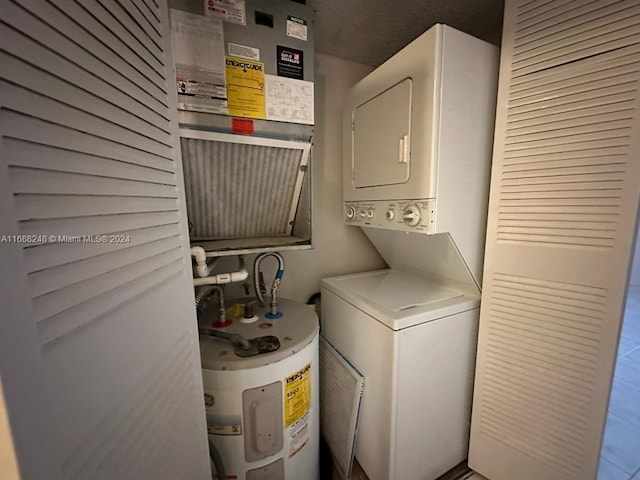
[[231, 117, 254, 135]]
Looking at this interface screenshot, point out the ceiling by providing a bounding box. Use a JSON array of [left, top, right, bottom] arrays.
[[308, 0, 505, 67]]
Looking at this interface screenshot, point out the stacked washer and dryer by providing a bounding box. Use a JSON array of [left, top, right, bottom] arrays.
[[321, 24, 499, 480]]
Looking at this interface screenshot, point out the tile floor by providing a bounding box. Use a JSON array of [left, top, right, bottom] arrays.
[[599, 285, 640, 480]]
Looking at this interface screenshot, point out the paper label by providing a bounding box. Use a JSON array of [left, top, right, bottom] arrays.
[[225, 57, 266, 119], [286, 15, 308, 41], [277, 45, 304, 80], [205, 0, 246, 25], [289, 411, 310, 458], [284, 363, 311, 427], [170, 10, 227, 113], [228, 42, 260, 61], [266, 75, 314, 125]]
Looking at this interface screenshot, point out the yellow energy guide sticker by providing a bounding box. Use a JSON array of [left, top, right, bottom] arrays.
[[284, 363, 311, 427], [225, 56, 266, 119]]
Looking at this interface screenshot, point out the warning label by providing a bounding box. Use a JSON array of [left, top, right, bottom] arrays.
[[284, 363, 311, 427]]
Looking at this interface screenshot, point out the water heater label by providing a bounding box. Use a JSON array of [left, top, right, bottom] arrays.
[[284, 363, 311, 426]]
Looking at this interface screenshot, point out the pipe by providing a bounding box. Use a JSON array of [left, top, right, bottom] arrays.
[[199, 327, 252, 351], [208, 438, 226, 480], [253, 252, 285, 317], [192, 256, 248, 286], [194, 286, 215, 311], [195, 285, 226, 323], [191, 246, 213, 278]]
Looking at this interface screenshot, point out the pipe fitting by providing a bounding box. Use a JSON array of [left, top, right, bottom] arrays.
[[253, 252, 285, 317]]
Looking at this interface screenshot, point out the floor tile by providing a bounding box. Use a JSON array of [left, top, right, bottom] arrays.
[[601, 412, 640, 474], [618, 336, 640, 358], [621, 312, 640, 343], [598, 457, 630, 480], [608, 382, 640, 430], [614, 355, 640, 392]]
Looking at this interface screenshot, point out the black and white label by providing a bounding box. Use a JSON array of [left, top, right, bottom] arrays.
[[277, 45, 304, 80], [286, 15, 307, 41]]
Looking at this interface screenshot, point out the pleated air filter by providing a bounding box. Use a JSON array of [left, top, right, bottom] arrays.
[[179, 130, 310, 248]]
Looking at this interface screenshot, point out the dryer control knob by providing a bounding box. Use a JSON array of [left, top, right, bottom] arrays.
[[403, 205, 421, 227], [386, 209, 395, 220], [345, 206, 356, 220]]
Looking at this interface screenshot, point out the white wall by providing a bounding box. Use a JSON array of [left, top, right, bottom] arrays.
[[216, 53, 386, 303]]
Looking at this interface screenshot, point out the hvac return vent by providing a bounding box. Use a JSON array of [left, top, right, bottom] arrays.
[[180, 130, 311, 256]]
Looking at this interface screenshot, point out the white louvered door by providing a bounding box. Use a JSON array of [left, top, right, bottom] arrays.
[[469, 1, 640, 480], [0, 1, 210, 479]]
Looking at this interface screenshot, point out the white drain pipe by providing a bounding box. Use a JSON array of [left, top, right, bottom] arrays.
[[191, 246, 214, 278], [192, 254, 249, 286]]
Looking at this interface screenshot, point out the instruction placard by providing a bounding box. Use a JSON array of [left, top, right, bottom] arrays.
[[205, 0, 246, 25], [284, 363, 311, 427], [265, 74, 314, 125], [225, 56, 266, 119], [286, 15, 308, 41], [170, 10, 228, 114]]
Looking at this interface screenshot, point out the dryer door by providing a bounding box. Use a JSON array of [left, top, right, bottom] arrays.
[[352, 78, 412, 188]]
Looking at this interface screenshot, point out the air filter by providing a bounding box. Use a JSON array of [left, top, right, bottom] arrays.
[[180, 130, 310, 248]]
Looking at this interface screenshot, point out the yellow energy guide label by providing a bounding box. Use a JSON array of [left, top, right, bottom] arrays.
[[284, 363, 311, 427]]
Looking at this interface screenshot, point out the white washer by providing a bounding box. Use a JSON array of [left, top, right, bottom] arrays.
[[321, 262, 479, 480]]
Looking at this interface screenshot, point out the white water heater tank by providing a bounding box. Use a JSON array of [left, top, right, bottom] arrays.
[[199, 298, 319, 480]]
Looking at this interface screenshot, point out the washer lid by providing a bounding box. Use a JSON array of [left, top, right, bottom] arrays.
[[322, 269, 479, 330], [362, 229, 481, 297], [334, 269, 461, 312]]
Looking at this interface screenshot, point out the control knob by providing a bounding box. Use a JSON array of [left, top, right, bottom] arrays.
[[386, 209, 395, 221], [345, 206, 356, 221], [403, 205, 421, 227]]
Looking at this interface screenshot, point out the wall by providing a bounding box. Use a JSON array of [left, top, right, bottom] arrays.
[[217, 53, 386, 303]]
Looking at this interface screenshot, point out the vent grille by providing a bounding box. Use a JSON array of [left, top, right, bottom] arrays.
[[1, 1, 208, 478], [513, 0, 640, 77], [498, 47, 640, 249], [181, 136, 307, 240], [62, 334, 202, 480], [479, 273, 606, 478]]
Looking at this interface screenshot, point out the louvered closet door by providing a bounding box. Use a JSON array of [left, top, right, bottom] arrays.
[[0, 1, 210, 479], [469, 1, 640, 479]]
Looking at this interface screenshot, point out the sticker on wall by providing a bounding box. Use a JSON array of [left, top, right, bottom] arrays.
[[228, 42, 260, 61], [286, 15, 308, 41], [265, 74, 314, 125], [204, 0, 246, 25], [170, 10, 228, 114], [225, 56, 266, 119], [277, 45, 304, 80], [284, 363, 311, 426]]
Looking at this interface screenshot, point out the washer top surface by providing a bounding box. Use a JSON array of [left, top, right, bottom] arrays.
[[322, 269, 479, 330], [337, 269, 461, 311]]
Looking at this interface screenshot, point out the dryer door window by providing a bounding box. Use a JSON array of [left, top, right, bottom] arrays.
[[352, 78, 412, 188]]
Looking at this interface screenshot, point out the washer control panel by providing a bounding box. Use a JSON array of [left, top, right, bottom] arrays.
[[343, 199, 436, 233]]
